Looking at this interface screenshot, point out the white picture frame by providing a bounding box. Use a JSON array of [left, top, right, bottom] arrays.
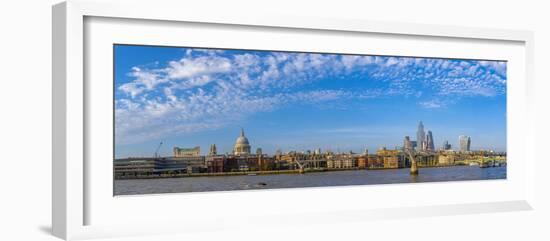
[[52, 0, 535, 240]]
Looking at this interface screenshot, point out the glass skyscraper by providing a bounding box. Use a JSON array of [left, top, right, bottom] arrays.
[[459, 135, 471, 152], [416, 121, 425, 151], [426, 131, 434, 151]]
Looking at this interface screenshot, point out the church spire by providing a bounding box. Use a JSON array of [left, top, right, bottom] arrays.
[[240, 128, 245, 137]]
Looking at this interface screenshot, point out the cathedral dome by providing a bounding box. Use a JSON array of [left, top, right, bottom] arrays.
[[236, 136, 249, 145], [233, 128, 251, 155]]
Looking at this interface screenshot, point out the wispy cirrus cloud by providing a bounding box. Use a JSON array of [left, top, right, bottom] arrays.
[[115, 48, 506, 144], [419, 99, 447, 109]]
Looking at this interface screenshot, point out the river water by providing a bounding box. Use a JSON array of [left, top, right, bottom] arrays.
[[114, 166, 506, 195]]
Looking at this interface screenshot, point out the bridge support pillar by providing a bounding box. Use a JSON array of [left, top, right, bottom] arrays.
[[410, 160, 418, 175]]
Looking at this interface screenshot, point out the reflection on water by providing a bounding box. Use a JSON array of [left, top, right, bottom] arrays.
[[409, 174, 418, 183], [114, 166, 506, 195]]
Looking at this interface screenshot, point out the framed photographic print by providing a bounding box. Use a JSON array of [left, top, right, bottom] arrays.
[[53, 0, 535, 240]]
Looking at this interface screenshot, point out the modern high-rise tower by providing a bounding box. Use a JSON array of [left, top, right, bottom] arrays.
[[403, 136, 413, 151], [442, 140, 451, 150], [426, 131, 435, 151], [417, 121, 426, 151], [459, 135, 471, 152]]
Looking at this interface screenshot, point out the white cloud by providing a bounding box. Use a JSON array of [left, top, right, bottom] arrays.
[[419, 100, 444, 109], [166, 55, 231, 80], [118, 67, 166, 98], [118, 82, 145, 98]]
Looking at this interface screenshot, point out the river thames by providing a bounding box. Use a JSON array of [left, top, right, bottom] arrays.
[[114, 166, 506, 195]]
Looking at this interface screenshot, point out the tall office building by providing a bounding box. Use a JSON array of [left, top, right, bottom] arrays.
[[417, 121, 426, 151], [403, 136, 413, 151], [442, 140, 451, 150], [459, 135, 471, 152], [426, 131, 435, 151]]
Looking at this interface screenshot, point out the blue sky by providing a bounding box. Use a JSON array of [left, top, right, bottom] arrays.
[[114, 45, 507, 158]]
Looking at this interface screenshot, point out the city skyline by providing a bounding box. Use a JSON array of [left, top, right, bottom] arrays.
[[143, 125, 500, 158], [114, 45, 507, 158]]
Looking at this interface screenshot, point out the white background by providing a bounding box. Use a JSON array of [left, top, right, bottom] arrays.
[[1, 0, 549, 240], [85, 16, 528, 231]]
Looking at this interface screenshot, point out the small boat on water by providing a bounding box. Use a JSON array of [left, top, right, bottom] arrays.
[[247, 173, 257, 176], [469, 162, 479, 166]]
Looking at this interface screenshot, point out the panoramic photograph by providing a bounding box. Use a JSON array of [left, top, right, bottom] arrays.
[[113, 44, 507, 195]]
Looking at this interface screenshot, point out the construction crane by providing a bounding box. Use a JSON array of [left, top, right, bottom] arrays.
[[154, 141, 163, 158]]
